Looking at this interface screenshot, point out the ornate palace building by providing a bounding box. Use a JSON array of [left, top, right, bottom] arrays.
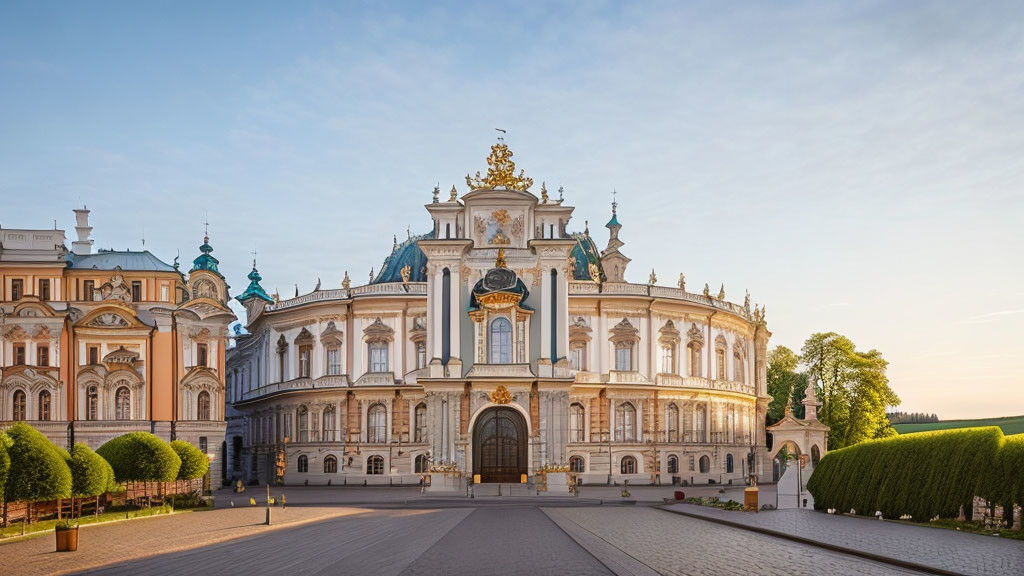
[[0, 209, 234, 483], [226, 141, 774, 488]]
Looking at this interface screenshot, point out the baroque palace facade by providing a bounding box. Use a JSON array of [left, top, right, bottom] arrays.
[[227, 140, 775, 488], [0, 208, 234, 483]]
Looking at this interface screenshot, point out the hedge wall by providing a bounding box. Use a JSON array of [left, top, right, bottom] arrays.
[[807, 426, 1007, 519], [97, 432, 181, 483]]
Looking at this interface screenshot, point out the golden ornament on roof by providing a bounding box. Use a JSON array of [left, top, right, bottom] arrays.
[[490, 385, 512, 404], [466, 141, 534, 191], [495, 248, 507, 269]]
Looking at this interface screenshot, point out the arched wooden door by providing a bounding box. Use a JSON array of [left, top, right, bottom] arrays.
[[473, 407, 527, 483]]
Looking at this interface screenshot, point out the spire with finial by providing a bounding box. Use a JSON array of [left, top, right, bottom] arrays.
[[600, 189, 630, 282], [717, 283, 725, 300], [369, 267, 374, 283], [558, 185, 564, 203], [449, 185, 458, 202], [342, 271, 351, 291], [540, 182, 549, 203], [393, 234, 398, 252], [236, 257, 272, 304], [190, 226, 222, 277], [649, 269, 657, 285], [495, 248, 507, 268]]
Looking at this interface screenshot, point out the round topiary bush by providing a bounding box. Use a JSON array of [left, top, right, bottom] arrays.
[[3, 422, 72, 504], [68, 442, 112, 499], [170, 440, 209, 482], [97, 432, 181, 484]]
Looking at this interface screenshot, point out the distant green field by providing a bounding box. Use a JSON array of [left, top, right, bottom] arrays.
[[893, 415, 1024, 436]]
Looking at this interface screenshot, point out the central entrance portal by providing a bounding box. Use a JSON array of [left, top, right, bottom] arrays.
[[473, 407, 528, 483]]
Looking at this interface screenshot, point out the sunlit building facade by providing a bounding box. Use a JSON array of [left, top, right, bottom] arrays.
[[226, 141, 773, 487]]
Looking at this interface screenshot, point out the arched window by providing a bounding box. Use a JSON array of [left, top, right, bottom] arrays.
[[666, 403, 679, 442], [38, 390, 51, 421], [415, 454, 428, 473], [688, 343, 702, 377], [734, 351, 745, 383], [298, 406, 309, 442], [726, 453, 734, 473], [569, 403, 585, 443], [489, 317, 512, 364], [87, 386, 98, 420], [667, 454, 679, 474], [297, 455, 308, 473], [197, 391, 211, 421], [323, 405, 336, 441], [12, 389, 26, 421], [621, 455, 637, 474], [414, 403, 427, 443], [615, 402, 636, 442], [570, 455, 585, 473], [368, 403, 387, 443], [811, 445, 821, 467], [324, 455, 338, 474], [695, 405, 707, 443], [699, 455, 710, 474], [115, 387, 131, 420], [716, 348, 727, 380], [367, 455, 384, 475]]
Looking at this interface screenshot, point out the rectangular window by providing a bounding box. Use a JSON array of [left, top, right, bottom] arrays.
[[661, 346, 673, 373], [39, 279, 51, 301], [298, 345, 312, 377], [14, 345, 26, 366], [197, 343, 208, 367], [570, 346, 584, 371], [83, 280, 95, 301], [415, 342, 426, 369], [160, 283, 169, 302], [716, 349, 726, 380], [615, 347, 632, 371], [369, 343, 388, 372], [37, 346, 49, 367], [278, 352, 286, 381], [517, 321, 526, 362], [131, 281, 142, 302], [327, 348, 341, 375], [89, 345, 99, 365], [199, 436, 208, 454], [11, 279, 23, 300]]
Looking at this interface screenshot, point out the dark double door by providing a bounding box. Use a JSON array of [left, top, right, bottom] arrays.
[[473, 407, 527, 483]]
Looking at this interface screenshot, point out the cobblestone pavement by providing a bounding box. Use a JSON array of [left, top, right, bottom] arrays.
[[0, 506, 370, 576], [551, 507, 928, 576], [663, 503, 1024, 576], [398, 507, 613, 576]]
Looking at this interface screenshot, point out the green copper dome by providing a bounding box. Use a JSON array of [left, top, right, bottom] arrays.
[[569, 230, 605, 282], [191, 235, 223, 277], [372, 230, 434, 283], [237, 262, 273, 303]]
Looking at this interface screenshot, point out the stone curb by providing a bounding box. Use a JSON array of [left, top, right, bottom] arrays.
[[656, 505, 967, 576]]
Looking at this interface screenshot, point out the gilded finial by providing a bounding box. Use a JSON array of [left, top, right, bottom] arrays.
[[678, 273, 686, 291], [495, 248, 507, 268], [703, 283, 710, 298], [649, 269, 657, 285], [541, 181, 549, 203], [400, 264, 411, 284], [717, 283, 725, 300], [744, 290, 750, 313], [465, 139, 534, 191], [449, 185, 458, 202], [342, 271, 351, 290], [432, 184, 440, 204]]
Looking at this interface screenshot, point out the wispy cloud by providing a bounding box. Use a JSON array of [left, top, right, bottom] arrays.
[[959, 308, 1024, 324]]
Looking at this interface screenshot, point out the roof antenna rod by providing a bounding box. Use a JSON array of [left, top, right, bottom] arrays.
[[495, 127, 506, 143], [141, 227, 145, 248]]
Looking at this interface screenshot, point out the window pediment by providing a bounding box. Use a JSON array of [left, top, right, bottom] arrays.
[[658, 319, 680, 344], [295, 327, 315, 346], [364, 317, 394, 344], [569, 317, 592, 343], [321, 321, 344, 346], [609, 318, 639, 346], [687, 323, 705, 345]]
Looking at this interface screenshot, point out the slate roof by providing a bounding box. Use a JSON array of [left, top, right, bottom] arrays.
[[67, 250, 177, 272]]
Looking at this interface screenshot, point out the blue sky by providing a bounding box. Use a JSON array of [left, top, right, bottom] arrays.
[[2, 1, 1022, 418]]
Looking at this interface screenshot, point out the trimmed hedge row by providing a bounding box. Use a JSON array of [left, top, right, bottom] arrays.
[[3, 423, 73, 503], [171, 440, 209, 482], [807, 426, 1009, 519]]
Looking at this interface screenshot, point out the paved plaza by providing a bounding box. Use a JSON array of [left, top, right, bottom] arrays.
[[0, 487, 1020, 576]]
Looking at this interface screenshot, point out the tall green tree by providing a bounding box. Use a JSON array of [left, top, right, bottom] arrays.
[[800, 332, 899, 449], [766, 346, 806, 424], [67, 443, 113, 517]]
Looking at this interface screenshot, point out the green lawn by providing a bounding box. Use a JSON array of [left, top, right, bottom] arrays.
[[893, 415, 1024, 436]]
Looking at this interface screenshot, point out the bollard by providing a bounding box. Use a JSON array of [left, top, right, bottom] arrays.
[[265, 485, 272, 526]]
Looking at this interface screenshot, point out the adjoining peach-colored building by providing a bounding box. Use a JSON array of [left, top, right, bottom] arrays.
[[0, 208, 234, 485]]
